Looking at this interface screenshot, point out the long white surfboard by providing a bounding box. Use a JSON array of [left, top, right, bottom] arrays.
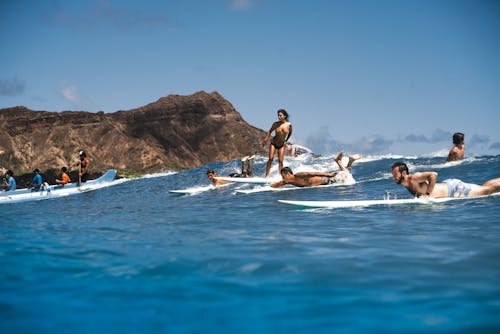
[[169, 183, 231, 196], [235, 180, 355, 194], [214, 176, 279, 184], [278, 193, 500, 209]]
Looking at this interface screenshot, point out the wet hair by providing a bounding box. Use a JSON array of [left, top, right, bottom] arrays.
[[452, 132, 464, 145], [206, 169, 215, 175], [280, 167, 293, 174], [391, 162, 409, 175], [61, 166, 68, 173], [277, 108, 289, 120], [391, 162, 409, 185]]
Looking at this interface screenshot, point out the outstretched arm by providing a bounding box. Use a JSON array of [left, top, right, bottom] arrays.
[[271, 180, 287, 188]]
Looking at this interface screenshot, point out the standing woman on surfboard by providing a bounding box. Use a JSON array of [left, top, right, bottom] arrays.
[[391, 162, 500, 198], [262, 109, 292, 177]]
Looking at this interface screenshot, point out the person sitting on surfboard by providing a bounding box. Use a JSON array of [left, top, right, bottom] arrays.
[[446, 132, 465, 162], [207, 155, 254, 187], [271, 151, 361, 188], [391, 162, 500, 198], [262, 109, 293, 177]]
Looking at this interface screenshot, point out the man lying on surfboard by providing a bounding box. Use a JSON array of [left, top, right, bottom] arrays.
[[271, 151, 361, 188], [391, 162, 500, 198], [207, 155, 254, 186]]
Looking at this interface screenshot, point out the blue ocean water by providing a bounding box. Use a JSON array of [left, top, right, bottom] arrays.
[[1, 154, 500, 333]]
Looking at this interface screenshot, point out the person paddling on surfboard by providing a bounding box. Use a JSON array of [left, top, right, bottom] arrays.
[[391, 162, 500, 198], [207, 155, 254, 187], [262, 109, 293, 177], [271, 151, 361, 188]]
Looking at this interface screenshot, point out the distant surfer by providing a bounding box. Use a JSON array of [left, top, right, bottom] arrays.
[[284, 142, 314, 157], [271, 151, 361, 188], [262, 109, 293, 177], [446, 132, 465, 162], [207, 155, 254, 187], [391, 162, 500, 198]]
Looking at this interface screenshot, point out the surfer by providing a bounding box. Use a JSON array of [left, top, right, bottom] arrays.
[[262, 109, 293, 177], [2, 170, 16, 191], [55, 166, 71, 186], [77, 150, 90, 183], [271, 151, 361, 188], [391, 162, 500, 198], [446, 132, 465, 162], [207, 155, 254, 186]]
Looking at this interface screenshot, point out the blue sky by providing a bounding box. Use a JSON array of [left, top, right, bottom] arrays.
[[1, 0, 499, 156]]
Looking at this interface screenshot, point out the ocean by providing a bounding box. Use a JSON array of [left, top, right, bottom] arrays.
[[1, 153, 499, 333]]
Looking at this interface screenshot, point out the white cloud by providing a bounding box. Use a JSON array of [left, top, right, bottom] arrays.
[[229, 0, 255, 10], [60, 84, 99, 111]]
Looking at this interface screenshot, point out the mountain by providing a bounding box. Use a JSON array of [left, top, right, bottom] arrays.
[[0, 91, 267, 175]]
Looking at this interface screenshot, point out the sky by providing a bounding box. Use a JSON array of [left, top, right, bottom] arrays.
[[1, 0, 499, 157]]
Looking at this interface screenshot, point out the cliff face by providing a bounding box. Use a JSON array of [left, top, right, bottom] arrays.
[[0, 91, 267, 174]]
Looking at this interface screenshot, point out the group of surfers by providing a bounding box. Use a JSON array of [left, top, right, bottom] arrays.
[[208, 110, 500, 199], [1, 151, 90, 192]]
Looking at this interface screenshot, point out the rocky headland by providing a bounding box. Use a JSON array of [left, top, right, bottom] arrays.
[[0, 91, 267, 180]]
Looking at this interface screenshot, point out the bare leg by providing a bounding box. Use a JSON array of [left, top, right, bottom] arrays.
[[265, 145, 276, 177], [334, 151, 348, 172], [247, 156, 253, 177], [469, 178, 500, 197], [346, 154, 362, 171], [241, 157, 247, 175], [277, 147, 286, 173]]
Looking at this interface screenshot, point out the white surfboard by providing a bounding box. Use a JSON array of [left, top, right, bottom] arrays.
[[278, 193, 500, 209], [235, 181, 355, 194], [214, 176, 279, 184], [169, 183, 230, 196]]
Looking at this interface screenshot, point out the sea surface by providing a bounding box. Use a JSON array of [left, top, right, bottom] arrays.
[[1, 153, 500, 333]]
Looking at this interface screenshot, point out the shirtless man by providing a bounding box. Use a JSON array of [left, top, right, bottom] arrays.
[[207, 155, 254, 187], [391, 162, 500, 198], [271, 151, 361, 188], [447, 132, 465, 162], [77, 150, 90, 183], [262, 109, 292, 177]]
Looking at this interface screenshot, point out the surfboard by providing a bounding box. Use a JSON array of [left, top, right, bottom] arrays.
[[235, 180, 356, 194], [169, 183, 230, 196], [278, 193, 500, 209], [214, 176, 279, 184]]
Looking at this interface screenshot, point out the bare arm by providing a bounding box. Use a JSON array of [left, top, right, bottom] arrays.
[[410, 171, 438, 196], [271, 180, 287, 188], [262, 122, 279, 146], [285, 123, 292, 142]]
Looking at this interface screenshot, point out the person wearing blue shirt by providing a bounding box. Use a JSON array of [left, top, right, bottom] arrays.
[[31, 168, 43, 191], [2, 170, 16, 191]]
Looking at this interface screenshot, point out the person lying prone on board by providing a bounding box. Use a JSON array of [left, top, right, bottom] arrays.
[[271, 151, 361, 188], [207, 155, 254, 187], [391, 162, 500, 198]]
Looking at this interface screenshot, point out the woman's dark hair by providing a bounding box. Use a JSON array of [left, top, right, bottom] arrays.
[[391, 162, 409, 174], [277, 108, 289, 120]]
